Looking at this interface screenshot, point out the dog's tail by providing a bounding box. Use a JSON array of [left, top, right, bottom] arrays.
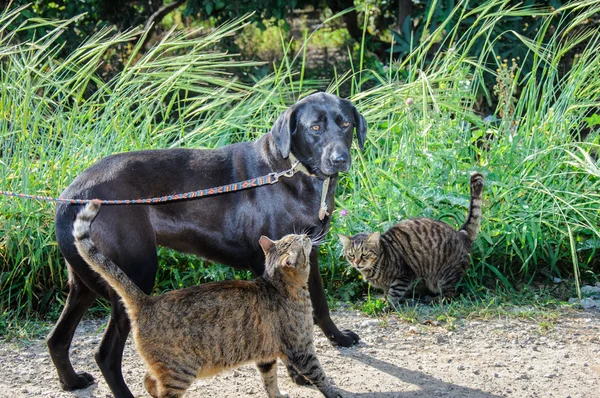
[[73, 200, 146, 318], [460, 172, 484, 244]]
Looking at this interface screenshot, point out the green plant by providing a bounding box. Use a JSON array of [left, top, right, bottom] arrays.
[[1, 1, 599, 326]]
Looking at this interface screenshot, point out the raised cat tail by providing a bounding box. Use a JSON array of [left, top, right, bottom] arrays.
[[460, 172, 484, 244], [73, 200, 146, 318]]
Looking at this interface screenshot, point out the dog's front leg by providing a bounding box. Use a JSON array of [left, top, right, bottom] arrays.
[[308, 250, 359, 346]]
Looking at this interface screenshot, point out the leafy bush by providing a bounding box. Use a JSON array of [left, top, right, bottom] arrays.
[[1, 1, 599, 320]]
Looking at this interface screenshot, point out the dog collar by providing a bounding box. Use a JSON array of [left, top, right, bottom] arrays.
[[288, 153, 314, 177], [287, 153, 330, 221]]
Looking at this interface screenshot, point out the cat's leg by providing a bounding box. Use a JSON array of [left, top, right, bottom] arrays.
[[286, 364, 311, 386], [437, 269, 463, 302], [285, 349, 343, 398], [154, 370, 194, 398], [144, 372, 158, 398], [257, 360, 289, 398], [386, 276, 413, 311]]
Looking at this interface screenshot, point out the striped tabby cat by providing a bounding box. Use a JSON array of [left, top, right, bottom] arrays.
[[73, 200, 343, 398], [339, 173, 484, 308]]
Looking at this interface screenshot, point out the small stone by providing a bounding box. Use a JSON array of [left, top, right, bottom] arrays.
[[457, 365, 465, 371], [436, 335, 448, 344], [581, 298, 598, 309], [581, 285, 600, 295], [361, 320, 379, 328], [408, 326, 418, 334], [544, 373, 558, 379], [472, 369, 480, 375]]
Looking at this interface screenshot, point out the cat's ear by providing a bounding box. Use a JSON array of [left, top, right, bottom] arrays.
[[338, 234, 350, 248], [270, 105, 297, 159], [366, 231, 381, 246], [259, 235, 276, 254]]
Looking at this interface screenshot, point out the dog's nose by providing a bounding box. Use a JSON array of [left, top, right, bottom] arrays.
[[330, 151, 349, 167]]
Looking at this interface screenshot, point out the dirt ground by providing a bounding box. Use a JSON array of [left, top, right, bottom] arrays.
[[1, 307, 599, 398]]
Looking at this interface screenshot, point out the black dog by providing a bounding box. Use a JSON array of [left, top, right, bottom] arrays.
[[48, 92, 366, 397]]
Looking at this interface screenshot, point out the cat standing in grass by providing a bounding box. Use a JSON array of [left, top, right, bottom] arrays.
[[339, 173, 484, 308], [73, 200, 343, 398]]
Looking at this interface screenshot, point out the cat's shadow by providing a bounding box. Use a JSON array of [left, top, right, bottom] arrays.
[[336, 349, 503, 398]]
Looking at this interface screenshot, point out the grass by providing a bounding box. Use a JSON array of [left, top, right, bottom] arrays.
[[1, 0, 599, 328], [356, 286, 569, 333]]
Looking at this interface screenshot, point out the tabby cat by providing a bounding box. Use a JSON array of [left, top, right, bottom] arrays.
[[73, 200, 342, 398], [339, 172, 484, 308]]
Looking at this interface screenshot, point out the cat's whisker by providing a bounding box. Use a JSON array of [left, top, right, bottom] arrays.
[[310, 228, 328, 247]]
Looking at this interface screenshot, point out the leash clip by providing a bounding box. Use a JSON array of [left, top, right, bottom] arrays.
[[269, 161, 300, 184]]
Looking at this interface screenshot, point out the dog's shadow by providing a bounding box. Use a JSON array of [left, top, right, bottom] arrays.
[[335, 349, 503, 398]]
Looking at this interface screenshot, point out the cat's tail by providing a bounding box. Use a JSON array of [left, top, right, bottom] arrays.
[[73, 200, 146, 318], [460, 172, 484, 244]]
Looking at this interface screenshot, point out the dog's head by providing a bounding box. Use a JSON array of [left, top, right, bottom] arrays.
[[270, 92, 367, 178]]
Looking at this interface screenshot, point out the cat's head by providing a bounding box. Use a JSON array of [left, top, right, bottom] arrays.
[[338, 232, 381, 271], [259, 234, 313, 281]]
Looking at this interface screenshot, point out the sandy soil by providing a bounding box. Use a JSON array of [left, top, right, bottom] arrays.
[[1, 307, 599, 398]]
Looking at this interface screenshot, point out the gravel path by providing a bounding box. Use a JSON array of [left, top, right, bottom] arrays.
[[1, 308, 599, 397]]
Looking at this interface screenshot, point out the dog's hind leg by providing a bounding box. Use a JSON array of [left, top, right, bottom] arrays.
[[47, 268, 97, 390], [94, 224, 159, 398], [95, 295, 134, 398]]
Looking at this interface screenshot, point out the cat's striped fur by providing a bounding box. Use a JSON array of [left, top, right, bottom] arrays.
[[73, 200, 342, 398], [340, 173, 484, 307]]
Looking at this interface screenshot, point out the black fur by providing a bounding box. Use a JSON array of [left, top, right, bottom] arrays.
[[47, 92, 366, 397]]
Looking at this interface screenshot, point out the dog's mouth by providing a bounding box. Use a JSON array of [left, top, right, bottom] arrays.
[[319, 161, 351, 177]]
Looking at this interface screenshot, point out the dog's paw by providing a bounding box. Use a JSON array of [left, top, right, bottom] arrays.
[[329, 329, 360, 347], [60, 372, 95, 391]]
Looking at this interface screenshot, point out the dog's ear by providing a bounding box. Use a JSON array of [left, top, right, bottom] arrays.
[[271, 106, 297, 159], [353, 107, 367, 151]]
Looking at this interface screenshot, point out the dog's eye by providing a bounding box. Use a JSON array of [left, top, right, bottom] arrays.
[[311, 125, 320, 131], [343, 122, 350, 128]]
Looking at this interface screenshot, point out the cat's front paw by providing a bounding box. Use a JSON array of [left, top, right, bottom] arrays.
[[321, 387, 346, 398]]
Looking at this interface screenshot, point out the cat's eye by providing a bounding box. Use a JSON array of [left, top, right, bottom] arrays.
[[311, 125, 320, 131]]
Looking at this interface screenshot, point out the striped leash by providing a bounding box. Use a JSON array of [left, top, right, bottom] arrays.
[[0, 162, 300, 206]]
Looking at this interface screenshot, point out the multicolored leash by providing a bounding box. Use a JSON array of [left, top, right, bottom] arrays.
[[0, 162, 300, 206]]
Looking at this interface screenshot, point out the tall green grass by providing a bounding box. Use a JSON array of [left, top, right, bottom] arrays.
[[1, 1, 599, 320]]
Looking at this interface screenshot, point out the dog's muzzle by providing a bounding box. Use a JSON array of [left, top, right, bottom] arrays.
[[321, 144, 351, 175]]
